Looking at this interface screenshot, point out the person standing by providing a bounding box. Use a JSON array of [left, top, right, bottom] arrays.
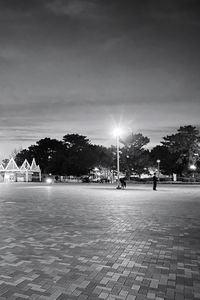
[[153, 173, 158, 191], [120, 177, 126, 189]]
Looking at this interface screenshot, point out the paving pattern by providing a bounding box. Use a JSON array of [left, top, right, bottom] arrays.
[[0, 183, 200, 300]]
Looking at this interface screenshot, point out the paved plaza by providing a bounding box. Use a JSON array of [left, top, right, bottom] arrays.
[[0, 183, 200, 300]]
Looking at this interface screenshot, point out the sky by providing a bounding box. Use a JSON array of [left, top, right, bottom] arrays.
[[0, 0, 200, 160]]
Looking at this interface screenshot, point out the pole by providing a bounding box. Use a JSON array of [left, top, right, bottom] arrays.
[[116, 134, 121, 189], [157, 159, 160, 181], [26, 170, 28, 182]]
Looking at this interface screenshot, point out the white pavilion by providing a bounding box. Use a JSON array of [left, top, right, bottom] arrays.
[[0, 157, 41, 182]]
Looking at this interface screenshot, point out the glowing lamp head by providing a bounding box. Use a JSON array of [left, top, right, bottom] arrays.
[[189, 164, 196, 171], [157, 159, 160, 163], [46, 178, 53, 184], [113, 127, 123, 137]]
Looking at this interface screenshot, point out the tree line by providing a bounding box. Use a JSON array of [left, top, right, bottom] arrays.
[[4, 125, 200, 178]]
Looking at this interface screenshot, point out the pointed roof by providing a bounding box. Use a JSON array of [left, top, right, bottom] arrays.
[[0, 164, 5, 171], [36, 165, 41, 172], [5, 157, 19, 171], [20, 159, 31, 170], [30, 158, 38, 171]]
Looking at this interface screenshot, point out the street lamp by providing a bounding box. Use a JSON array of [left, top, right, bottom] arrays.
[[156, 159, 160, 180], [189, 164, 196, 180], [94, 167, 99, 182], [113, 127, 122, 189]]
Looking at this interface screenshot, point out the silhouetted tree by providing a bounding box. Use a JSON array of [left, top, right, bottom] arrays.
[[120, 133, 150, 177], [15, 138, 63, 173], [62, 134, 97, 176], [161, 125, 200, 176], [150, 145, 178, 175], [92, 145, 115, 169]]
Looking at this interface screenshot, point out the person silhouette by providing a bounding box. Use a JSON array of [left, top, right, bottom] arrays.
[[120, 178, 126, 189], [153, 173, 158, 190]]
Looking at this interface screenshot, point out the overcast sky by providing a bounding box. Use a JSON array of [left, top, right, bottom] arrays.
[[0, 0, 200, 159]]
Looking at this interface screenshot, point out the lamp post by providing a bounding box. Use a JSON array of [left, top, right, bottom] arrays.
[[189, 164, 196, 181], [94, 167, 99, 182], [157, 159, 160, 180], [113, 127, 122, 189]]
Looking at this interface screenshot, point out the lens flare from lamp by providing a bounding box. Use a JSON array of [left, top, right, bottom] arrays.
[[113, 127, 123, 137], [189, 164, 196, 170], [46, 178, 53, 184]]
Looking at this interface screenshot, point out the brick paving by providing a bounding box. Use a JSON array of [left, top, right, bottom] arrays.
[[0, 183, 200, 300]]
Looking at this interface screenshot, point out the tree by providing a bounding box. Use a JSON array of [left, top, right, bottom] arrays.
[[119, 133, 150, 177], [120, 133, 150, 149], [15, 149, 32, 167], [150, 145, 178, 175], [15, 138, 64, 173], [63, 134, 90, 151], [1, 158, 9, 167], [14, 134, 115, 176], [62, 134, 98, 176], [92, 145, 115, 169], [161, 125, 200, 176], [9, 147, 23, 159], [1, 147, 23, 168]]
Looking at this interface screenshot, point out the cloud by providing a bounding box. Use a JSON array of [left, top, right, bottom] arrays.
[[143, 0, 200, 25], [45, 0, 103, 20], [0, 0, 46, 20], [0, 0, 200, 159], [0, 0, 200, 24]]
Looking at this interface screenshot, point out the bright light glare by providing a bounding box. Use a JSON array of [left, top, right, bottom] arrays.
[[113, 127, 123, 137], [189, 164, 196, 170], [46, 178, 53, 184]]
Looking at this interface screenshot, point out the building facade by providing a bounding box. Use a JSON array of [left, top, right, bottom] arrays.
[[0, 157, 41, 182]]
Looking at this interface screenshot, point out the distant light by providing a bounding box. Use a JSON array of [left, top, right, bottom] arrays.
[[113, 127, 123, 137], [189, 164, 196, 170], [157, 159, 160, 163], [46, 178, 53, 184]]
